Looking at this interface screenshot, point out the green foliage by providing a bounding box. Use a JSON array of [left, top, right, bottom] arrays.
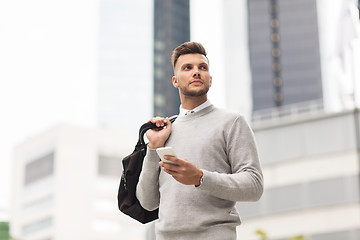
[[0, 222, 17, 240], [0, 222, 10, 240], [255, 229, 306, 240], [255, 229, 270, 240], [287, 235, 305, 240]]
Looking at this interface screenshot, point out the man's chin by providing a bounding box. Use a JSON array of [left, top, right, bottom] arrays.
[[182, 89, 208, 97]]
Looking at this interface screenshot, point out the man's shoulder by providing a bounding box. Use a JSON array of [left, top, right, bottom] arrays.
[[212, 106, 245, 120], [215, 107, 255, 127]]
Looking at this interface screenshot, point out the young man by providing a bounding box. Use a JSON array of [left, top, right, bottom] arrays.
[[136, 42, 263, 240]]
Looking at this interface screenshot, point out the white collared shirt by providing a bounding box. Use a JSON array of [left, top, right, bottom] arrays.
[[179, 100, 212, 116]]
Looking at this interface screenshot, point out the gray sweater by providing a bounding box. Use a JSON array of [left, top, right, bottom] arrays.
[[136, 105, 263, 240]]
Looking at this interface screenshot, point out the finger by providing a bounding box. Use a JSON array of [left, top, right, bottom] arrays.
[[157, 117, 169, 125], [164, 155, 179, 162], [150, 117, 167, 127], [163, 117, 172, 129], [161, 162, 179, 171], [164, 156, 182, 166], [149, 117, 161, 122], [159, 161, 170, 168], [162, 167, 177, 176], [157, 119, 165, 127]]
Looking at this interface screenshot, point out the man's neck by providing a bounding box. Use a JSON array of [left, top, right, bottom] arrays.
[[180, 95, 208, 110]]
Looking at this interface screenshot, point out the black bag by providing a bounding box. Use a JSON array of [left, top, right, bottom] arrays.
[[117, 116, 176, 224]]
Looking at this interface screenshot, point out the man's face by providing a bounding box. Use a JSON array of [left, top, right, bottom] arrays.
[[172, 53, 212, 98]]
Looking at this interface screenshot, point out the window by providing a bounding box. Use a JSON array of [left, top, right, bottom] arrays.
[[22, 217, 53, 235], [24, 152, 54, 186]]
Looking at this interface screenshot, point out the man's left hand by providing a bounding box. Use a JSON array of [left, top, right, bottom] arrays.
[[159, 156, 203, 186]]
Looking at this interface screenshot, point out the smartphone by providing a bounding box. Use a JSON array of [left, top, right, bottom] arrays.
[[156, 147, 178, 165]]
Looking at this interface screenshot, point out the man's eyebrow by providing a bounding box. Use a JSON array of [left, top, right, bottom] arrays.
[[199, 62, 209, 67], [181, 63, 193, 67]]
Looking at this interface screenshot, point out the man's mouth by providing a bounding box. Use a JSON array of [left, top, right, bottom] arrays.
[[190, 80, 203, 85]]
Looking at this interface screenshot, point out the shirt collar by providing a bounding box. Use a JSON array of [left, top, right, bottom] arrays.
[[179, 100, 212, 117]]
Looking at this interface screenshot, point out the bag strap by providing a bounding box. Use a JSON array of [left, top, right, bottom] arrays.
[[137, 115, 177, 148]]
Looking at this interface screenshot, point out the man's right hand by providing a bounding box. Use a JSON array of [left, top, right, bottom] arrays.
[[146, 117, 172, 149]]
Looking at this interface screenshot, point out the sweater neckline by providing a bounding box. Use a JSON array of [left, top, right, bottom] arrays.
[[175, 104, 216, 122]]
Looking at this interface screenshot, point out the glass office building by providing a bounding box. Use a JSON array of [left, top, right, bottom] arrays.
[[153, 0, 190, 117], [248, 0, 323, 112]]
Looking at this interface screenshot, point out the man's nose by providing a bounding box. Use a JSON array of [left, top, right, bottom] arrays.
[[193, 68, 200, 78]]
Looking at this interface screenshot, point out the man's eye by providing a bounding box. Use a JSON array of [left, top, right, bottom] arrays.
[[184, 66, 192, 70], [200, 66, 207, 70]]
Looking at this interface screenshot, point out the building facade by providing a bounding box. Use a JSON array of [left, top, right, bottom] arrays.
[[153, 0, 190, 117], [10, 124, 145, 240], [248, 0, 323, 113], [236, 109, 360, 240]]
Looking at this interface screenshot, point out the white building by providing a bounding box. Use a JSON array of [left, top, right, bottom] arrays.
[[10, 124, 146, 240], [236, 109, 360, 240]]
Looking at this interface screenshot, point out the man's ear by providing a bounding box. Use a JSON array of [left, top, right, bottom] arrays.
[[210, 76, 213, 87], [172, 76, 179, 88]]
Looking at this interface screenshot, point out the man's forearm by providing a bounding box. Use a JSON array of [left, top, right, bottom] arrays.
[[136, 147, 161, 211], [195, 169, 263, 202]]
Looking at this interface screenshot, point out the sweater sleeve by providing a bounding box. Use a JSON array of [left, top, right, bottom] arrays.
[[196, 116, 264, 202], [136, 147, 161, 211]]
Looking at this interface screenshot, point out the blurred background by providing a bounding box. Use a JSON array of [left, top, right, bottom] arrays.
[[0, 0, 360, 239]]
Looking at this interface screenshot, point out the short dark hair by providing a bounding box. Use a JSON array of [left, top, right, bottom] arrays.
[[171, 42, 208, 70]]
